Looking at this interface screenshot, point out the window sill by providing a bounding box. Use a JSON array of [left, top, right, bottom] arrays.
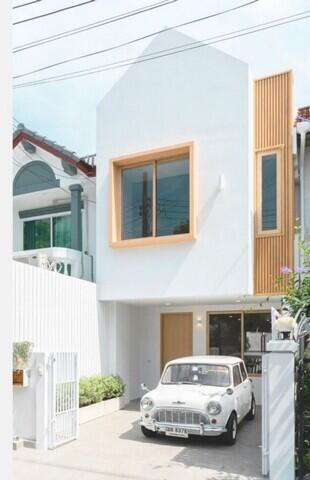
[[110, 232, 196, 249]]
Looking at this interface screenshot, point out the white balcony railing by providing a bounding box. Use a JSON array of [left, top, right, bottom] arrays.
[[13, 247, 83, 279]]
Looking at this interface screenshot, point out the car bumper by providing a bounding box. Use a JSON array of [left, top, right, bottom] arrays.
[[141, 419, 226, 437]]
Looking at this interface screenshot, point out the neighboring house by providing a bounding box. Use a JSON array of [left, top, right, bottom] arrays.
[[96, 30, 295, 402], [13, 124, 96, 281], [295, 106, 310, 245]]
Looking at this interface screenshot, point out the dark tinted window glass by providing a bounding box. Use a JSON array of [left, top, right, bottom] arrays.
[[156, 158, 189, 236], [209, 313, 241, 357], [122, 165, 153, 240], [24, 218, 51, 250], [262, 154, 277, 230], [233, 365, 242, 386], [53, 215, 71, 248]]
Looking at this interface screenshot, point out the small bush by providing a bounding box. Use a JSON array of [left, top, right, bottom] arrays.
[[79, 374, 125, 407]]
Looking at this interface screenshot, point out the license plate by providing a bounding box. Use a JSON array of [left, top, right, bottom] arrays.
[[165, 427, 188, 438]]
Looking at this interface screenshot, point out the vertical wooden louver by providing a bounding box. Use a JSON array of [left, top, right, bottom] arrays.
[[254, 70, 294, 295]]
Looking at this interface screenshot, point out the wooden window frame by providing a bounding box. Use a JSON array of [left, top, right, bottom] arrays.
[[206, 310, 271, 377], [255, 146, 283, 236], [109, 142, 196, 248]]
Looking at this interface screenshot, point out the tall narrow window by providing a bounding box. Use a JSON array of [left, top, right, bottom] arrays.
[[261, 153, 277, 230]]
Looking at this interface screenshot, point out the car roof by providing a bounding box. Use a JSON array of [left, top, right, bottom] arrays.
[[166, 355, 242, 366]]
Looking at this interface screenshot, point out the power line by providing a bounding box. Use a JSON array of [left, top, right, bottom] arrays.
[[13, 0, 96, 26], [13, 0, 42, 9], [13, 0, 178, 53], [14, 10, 310, 89], [13, 151, 96, 203], [13, 0, 258, 79], [16, 141, 96, 186]]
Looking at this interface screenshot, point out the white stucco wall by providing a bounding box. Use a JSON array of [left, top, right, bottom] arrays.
[[96, 30, 253, 302]]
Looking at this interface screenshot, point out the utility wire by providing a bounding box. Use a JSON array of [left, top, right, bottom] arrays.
[[14, 147, 96, 203], [14, 128, 96, 185], [13, 0, 178, 53], [13, 0, 42, 9], [16, 143, 96, 184], [13, 0, 96, 25], [13, 0, 258, 79], [14, 10, 310, 89]]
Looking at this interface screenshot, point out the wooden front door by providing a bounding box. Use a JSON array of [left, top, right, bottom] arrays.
[[161, 313, 193, 371]]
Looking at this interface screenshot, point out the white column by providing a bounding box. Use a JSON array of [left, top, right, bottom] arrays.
[[266, 340, 298, 480], [0, 1, 12, 478]]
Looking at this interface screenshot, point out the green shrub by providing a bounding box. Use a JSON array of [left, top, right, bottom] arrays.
[[79, 374, 125, 407]]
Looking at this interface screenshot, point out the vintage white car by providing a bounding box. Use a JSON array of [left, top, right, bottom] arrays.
[[140, 355, 255, 445]]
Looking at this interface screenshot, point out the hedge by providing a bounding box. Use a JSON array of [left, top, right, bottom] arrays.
[[79, 374, 125, 407]]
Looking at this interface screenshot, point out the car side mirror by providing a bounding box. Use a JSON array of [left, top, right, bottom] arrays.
[[226, 388, 234, 395], [141, 383, 149, 392]]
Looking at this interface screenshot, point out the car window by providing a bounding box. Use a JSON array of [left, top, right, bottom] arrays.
[[161, 363, 231, 387], [233, 365, 242, 386], [239, 362, 248, 381]]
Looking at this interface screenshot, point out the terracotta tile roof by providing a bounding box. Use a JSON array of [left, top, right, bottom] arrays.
[[295, 106, 310, 125], [13, 123, 96, 177]]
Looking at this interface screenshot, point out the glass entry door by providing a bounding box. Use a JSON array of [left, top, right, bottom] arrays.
[[208, 313, 242, 357]]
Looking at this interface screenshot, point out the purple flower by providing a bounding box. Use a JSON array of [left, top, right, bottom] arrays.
[[296, 266, 308, 274], [280, 266, 292, 275]]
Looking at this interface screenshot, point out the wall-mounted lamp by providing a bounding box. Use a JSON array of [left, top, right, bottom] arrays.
[[196, 315, 203, 328]]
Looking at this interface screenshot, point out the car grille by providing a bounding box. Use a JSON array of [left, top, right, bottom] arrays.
[[154, 408, 209, 425]]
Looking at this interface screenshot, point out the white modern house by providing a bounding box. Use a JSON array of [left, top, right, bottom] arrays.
[[96, 30, 295, 403], [13, 123, 96, 282]]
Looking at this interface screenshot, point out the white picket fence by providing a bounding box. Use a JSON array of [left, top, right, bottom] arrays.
[[13, 261, 102, 377]]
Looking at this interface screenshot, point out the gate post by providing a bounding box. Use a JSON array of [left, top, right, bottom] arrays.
[[264, 339, 298, 480]]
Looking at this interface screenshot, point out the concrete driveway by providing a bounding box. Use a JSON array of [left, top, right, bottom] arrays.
[[13, 401, 263, 480]]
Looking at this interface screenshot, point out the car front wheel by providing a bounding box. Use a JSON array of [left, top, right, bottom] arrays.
[[141, 425, 157, 438], [222, 412, 238, 445], [246, 395, 256, 420]]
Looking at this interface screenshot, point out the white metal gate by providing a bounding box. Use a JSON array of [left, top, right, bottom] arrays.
[[49, 352, 78, 449]]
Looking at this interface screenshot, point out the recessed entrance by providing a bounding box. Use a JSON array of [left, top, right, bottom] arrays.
[[160, 312, 193, 371]]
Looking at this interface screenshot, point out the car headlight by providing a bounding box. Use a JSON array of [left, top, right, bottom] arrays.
[[141, 397, 154, 411], [207, 401, 222, 415]]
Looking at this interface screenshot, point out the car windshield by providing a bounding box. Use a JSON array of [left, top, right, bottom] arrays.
[[161, 363, 231, 387]]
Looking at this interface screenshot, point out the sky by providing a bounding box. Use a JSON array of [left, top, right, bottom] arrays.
[[13, 0, 310, 156]]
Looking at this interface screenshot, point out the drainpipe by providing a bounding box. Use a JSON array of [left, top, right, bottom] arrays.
[[69, 184, 83, 252]]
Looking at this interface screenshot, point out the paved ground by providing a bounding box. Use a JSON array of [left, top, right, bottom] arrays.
[[13, 402, 263, 480]]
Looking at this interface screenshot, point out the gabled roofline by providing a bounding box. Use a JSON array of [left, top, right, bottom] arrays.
[[13, 125, 96, 178]]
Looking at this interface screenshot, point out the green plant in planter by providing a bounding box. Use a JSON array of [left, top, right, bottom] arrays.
[[79, 374, 125, 407], [13, 341, 34, 370]]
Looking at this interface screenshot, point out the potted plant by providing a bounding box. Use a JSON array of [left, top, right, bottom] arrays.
[[13, 341, 34, 386]]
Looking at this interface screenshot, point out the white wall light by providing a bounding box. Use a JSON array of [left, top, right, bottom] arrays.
[[196, 315, 203, 328]]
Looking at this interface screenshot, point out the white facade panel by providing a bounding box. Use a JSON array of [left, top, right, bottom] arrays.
[[96, 30, 253, 302], [13, 261, 101, 377]]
